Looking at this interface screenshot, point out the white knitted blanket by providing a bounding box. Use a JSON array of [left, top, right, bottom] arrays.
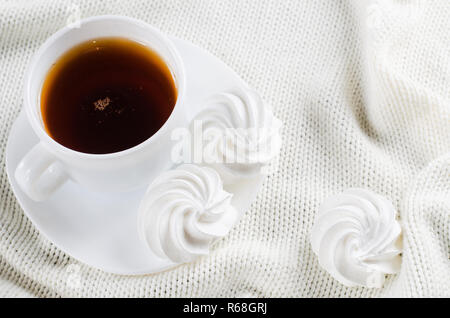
[[0, 0, 449, 297]]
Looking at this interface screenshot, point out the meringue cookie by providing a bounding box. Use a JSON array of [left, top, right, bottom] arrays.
[[193, 88, 281, 184], [138, 164, 238, 263], [310, 188, 402, 288]]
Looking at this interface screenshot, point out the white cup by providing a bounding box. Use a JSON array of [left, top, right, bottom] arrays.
[[15, 15, 187, 201]]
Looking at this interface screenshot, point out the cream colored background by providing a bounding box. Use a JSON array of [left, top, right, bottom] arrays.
[[0, 0, 449, 297]]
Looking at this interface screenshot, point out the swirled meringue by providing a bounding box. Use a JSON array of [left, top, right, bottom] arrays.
[[138, 164, 238, 263], [192, 88, 282, 184], [310, 188, 402, 288]]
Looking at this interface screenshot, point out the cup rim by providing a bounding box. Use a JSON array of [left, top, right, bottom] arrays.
[[23, 15, 186, 160]]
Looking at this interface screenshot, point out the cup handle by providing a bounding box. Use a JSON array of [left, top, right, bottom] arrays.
[[15, 142, 69, 201]]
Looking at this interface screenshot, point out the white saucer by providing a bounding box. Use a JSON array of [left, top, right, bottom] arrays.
[[5, 37, 263, 275]]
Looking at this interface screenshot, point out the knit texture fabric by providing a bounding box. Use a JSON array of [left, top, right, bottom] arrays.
[[0, 0, 449, 297]]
